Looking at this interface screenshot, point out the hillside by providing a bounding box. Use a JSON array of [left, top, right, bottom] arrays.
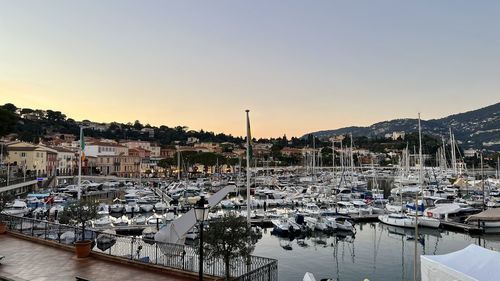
[[305, 102, 500, 151]]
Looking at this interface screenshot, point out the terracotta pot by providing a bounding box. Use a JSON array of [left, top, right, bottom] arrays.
[[0, 222, 6, 234], [74, 240, 92, 258]]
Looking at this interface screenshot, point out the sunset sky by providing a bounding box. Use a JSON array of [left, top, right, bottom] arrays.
[[1, 1, 499, 138]]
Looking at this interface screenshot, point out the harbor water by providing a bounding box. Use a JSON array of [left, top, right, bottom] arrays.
[[253, 222, 500, 281]]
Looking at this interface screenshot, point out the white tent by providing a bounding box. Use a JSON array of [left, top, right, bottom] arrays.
[[421, 244, 500, 281]]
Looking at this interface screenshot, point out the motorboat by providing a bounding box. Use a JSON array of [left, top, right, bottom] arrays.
[[139, 204, 154, 212], [124, 202, 140, 214], [132, 215, 147, 225], [97, 204, 110, 215], [154, 202, 168, 212], [303, 203, 321, 216], [325, 216, 354, 232], [94, 216, 112, 228], [113, 216, 129, 226], [2, 200, 29, 216]]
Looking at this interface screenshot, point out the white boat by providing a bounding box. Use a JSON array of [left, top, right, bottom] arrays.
[[378, 213, 416, 228], [140, 204, 154, 212], [303, 203, 321, 216], [110, 203, 124, 213], [2, 200, 29, 216], [97, 204, 110, 215], [417, 216, 441, 228], [385, 202, 404, 213], [94, 216, 112, 228], [220, 199, 235, 208], [132, 215, 147, 225], [325, 216, 354, 232], [60, 231, 75, 244], [113, 216, 129, 226], [154, 202, 168, 212], [124, 202, 140, 213], [147, 214, 165, 225]]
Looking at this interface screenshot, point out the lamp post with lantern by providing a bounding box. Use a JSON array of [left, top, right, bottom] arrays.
[[194, 195, 209, 281]]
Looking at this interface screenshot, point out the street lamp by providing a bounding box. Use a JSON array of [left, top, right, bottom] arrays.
[[194, 195, 209, 281]]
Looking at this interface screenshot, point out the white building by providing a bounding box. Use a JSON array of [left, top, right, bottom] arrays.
[[120, 140, 152, 152], [84, 141, 128, 157], [464, 148, 478, 158], [51, 146, 77, 175], [385, 131, 406, 141]]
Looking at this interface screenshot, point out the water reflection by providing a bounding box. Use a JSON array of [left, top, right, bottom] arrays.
[[253, 222, 500, 281]]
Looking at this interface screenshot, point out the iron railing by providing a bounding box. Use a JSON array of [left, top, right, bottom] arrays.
[[0, 214, 277, 280], [0, 176, 37, 188]]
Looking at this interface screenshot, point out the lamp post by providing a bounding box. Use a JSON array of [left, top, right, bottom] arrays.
[[194, 196, 209, 281]]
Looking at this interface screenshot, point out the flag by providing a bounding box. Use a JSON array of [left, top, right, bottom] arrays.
[[80, 127, 86, 161], [246, 110, 253, 160]]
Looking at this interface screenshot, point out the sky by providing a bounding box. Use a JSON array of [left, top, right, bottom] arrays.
[[1, 1, 499, 138]]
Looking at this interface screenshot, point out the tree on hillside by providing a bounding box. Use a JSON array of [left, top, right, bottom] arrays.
[[0, 106, 17, 137]]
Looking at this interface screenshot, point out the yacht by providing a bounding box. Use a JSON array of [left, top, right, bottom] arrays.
[[2, 200, 29, 216]]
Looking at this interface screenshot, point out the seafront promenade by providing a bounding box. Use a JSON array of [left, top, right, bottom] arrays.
[[0, 234, 193, 281]]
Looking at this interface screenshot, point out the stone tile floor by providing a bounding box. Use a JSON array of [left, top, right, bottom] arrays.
[[0, 235, 193, 281]]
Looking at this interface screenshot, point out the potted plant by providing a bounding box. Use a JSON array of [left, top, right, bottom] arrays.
[[61, 200, 98, 258], [0, 193, 14, 234]]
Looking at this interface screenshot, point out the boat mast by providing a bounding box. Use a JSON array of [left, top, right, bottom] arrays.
[[332, 139, 335, 178], [246, 110, 251, 225], [177, 149, 180, 181], [312, 136, 316, 181], [449, 128, 457, 175], [78, 126, 83, 200], [481, 153, 485, 211], [414, 113, 423, 281]]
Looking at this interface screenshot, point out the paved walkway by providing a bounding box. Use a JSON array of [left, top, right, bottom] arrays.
[[0, 235, 193, 281]]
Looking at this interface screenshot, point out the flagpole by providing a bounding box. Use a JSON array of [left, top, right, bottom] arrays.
[[246, 110, 251, 225], [78, 126, 83, 200]]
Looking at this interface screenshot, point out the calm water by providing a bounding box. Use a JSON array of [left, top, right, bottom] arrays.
[[253, 222, 500, 281]]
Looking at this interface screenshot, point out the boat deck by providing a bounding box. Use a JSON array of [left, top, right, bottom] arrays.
[[0, 234, 194, 281]]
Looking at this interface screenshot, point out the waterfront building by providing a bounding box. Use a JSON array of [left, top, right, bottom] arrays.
[[51, 146, 77, 176], [120, 140, 152, 152], [84, 141, 128, 157]]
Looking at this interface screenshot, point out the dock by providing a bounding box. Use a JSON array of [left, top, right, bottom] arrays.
[[439, 220, 483, 235]]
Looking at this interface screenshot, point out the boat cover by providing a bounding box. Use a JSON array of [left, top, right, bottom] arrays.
[[421, 244, 500, 281], [467, 208, 500, 222]]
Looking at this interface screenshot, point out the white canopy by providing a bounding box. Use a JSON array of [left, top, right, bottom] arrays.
[[421, 244, 500, 281]]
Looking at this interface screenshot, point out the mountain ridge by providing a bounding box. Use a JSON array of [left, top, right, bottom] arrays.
[[303, 102, 500, 151]]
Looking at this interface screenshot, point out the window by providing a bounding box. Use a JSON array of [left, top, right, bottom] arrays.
[[21, 152, 26, 157]]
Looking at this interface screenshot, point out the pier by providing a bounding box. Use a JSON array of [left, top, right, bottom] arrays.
[[439, 220, 483, 235]]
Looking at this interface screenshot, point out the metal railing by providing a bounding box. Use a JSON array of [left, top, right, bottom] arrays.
[[0, 214, 277, 280], [0, 176, 37, 188]]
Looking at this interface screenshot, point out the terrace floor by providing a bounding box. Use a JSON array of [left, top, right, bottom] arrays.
[[0, 234, 193, 281]]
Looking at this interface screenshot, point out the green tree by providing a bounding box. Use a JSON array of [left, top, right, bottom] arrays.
[[2, 103, 17, 113], [0, 107, 17, 137], [199, 212, 261, 279], [60, 200, 98, 241], [158, 158, 176, 168], [0, 193, 14, 214]]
